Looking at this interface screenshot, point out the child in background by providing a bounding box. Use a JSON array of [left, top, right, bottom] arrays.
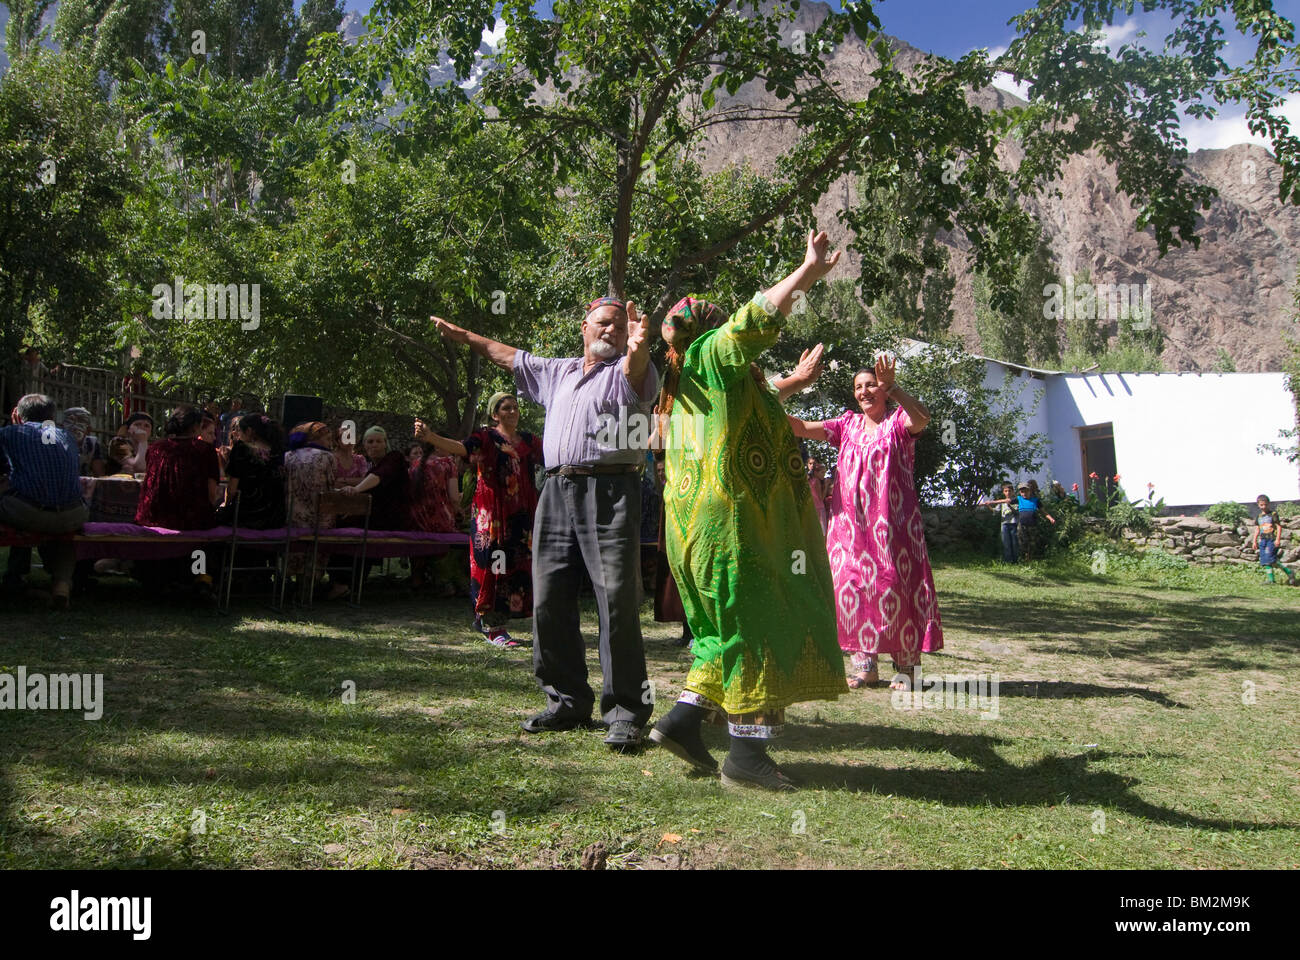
[[983, 481, 1019, 563], [1251, 494, 1297, 585], [1016, 481, 1056, 561], [104, 437, 135, 476]]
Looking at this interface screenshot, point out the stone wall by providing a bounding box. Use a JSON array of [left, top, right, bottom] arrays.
[[920, 506, 1000, 554], [1121, 515, 1300, 565], [916, 506, 1300, 567]]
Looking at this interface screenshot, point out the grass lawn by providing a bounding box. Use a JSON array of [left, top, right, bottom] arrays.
[[1, 547, 1298, 869]]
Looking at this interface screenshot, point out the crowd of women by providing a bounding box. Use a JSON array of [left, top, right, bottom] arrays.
[[3, 401, 478, 606]]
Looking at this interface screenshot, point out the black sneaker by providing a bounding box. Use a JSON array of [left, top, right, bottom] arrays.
[[603, 720, 643, 750], [521, 711, 590, 734], [720, 756, 797, 792], [648, 726, 718, 774]]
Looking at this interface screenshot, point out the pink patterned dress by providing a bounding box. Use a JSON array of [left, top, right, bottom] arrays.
[[823, 407, 943, 669]]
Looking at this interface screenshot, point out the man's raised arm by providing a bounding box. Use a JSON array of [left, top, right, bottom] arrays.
[[433, 315, 518, 371]]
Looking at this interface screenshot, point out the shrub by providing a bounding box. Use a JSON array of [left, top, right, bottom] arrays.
[[1204, 501, 1249, 525], [1046, 494, 1087, 548], [1274, 501, 1300, 519], [1105, 497, 1152, 537], [1140, 548, 1190, 572]]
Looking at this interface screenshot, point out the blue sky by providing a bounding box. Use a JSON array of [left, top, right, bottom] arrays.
[[341, 0, 1300, 59]]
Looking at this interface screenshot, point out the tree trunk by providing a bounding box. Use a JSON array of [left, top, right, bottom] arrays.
[[609, 143, 636, 299], [458, 351, 482, 438]]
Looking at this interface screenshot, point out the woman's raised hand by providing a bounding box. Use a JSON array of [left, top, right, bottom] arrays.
[[874, 353, 897, 393], [413, 419, 432, 443], [792, 342, 825, 388], [804, 230, 842, 279], [432, 315, 470, 345]]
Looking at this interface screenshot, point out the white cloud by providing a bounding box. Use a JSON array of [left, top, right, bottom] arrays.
[[456, 19, 506, 92], [1092, 19, 1140, 53], [1181, 96, 1300, 153], [482, 18, 506, 50], [992, 71, 1032, 102], [979, 45, 1032, 101]]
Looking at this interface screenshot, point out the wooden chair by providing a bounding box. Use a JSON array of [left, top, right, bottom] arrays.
[[218, 488, 294, 614], [303, 491, 371, 608]]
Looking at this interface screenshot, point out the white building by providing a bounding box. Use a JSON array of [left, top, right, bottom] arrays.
[[982, 359, 1300, 508]]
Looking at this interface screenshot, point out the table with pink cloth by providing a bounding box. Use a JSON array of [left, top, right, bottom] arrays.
[[72, 523, 469, 560], [78, 475, 144, 523]]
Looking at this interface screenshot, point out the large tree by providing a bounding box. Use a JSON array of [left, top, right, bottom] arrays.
[[51, 0, 345, 82], [0, 50, 136, 405], [305, 0, 1300, 333]]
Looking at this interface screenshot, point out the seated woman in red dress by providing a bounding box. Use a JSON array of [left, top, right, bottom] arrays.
[[133, 404, 221, 598], [407, 441, 463, 595], [135, 404, 220, 531]]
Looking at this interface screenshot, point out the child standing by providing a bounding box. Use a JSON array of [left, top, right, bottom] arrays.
[[1016, 481, 1056, 561], [1251, 494, 1297, 585], [983, 482, 1019, 563]]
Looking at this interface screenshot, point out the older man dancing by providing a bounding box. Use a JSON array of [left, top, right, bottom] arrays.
[[432, 298, 658, 749]]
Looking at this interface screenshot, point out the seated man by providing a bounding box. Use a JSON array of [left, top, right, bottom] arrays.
[[0, 394, 89, 607]]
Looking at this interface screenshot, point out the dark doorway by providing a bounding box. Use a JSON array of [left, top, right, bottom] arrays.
[[1079, 423, 1117, 493]]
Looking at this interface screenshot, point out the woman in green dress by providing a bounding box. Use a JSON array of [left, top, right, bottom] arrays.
[[648, 230, 846, 791]]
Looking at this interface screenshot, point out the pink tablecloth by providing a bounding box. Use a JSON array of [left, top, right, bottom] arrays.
[[72, 523, 469, 560]]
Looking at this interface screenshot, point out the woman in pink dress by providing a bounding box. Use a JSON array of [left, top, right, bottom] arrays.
[[789, 355, 943, 690]]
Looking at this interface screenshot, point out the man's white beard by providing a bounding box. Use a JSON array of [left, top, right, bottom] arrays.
[[589, 339, 619, 360]]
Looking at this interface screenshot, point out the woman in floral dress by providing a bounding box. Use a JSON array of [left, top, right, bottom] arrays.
[[414, 392, 541, 647], [284, 420, 349, 599], [789, 357, 943, 691]]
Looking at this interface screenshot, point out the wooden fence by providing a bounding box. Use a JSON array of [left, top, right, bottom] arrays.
[[2, 364, 412, 445]]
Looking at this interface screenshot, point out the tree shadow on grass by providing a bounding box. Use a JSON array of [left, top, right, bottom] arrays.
[[941, 590, 1300, 665], [771, 723, 1291, 833], [978, 680, 1185, 707]]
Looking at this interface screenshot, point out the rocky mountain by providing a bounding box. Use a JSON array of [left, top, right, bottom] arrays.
[[689, 1, 1298, 372]]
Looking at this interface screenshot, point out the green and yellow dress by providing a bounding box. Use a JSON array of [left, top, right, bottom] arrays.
[[664, 292, 844, 736]]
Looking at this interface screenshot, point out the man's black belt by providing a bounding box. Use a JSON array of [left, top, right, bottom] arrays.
[[546, 464, 640, 478]]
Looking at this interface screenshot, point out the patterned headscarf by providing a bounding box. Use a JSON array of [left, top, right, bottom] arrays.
[[585, 296, 626, 318], [664, 296, 726, 342], [485, 391, 515, 418]]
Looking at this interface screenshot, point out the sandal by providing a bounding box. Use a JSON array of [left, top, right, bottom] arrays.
[[847, 670, 878, 689]]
